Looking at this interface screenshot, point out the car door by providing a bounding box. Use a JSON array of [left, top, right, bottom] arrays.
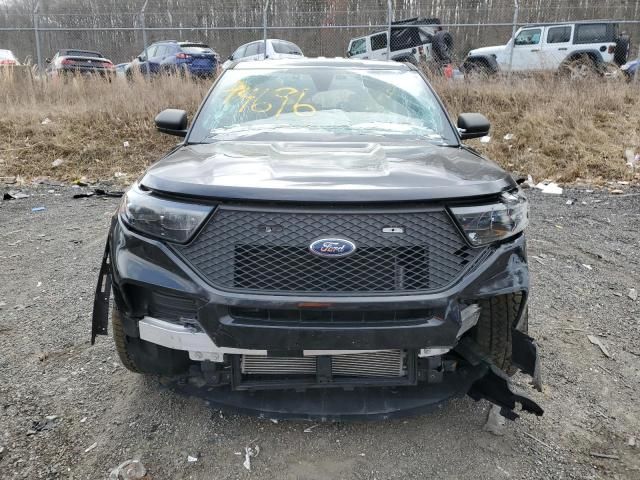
[[138, 44, 157, 74], [347, 37, 368, 59], [541, 25, 573, 70], [510, 27, 543, 71], [369, 32, 388, 60]]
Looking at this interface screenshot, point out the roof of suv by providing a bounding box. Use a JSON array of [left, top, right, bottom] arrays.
[[522, 19, 620, 28], [232, 57, 413, 70]]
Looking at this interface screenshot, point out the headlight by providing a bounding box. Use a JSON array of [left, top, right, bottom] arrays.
[[451, 190, 529, 246], [120, 185, 213, 243]]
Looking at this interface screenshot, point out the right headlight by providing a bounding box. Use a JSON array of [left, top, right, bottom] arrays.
[[451, 190, 529, 246], [119, 184, 213, 243]]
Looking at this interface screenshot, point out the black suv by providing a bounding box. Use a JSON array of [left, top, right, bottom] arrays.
[[92, 58, 542, 420]]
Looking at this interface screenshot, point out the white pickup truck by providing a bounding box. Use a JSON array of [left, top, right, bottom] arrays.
[[462, 21, 630, 77]]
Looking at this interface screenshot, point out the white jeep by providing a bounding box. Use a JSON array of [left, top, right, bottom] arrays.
[[347, 17, 453, 66], [463, 21, 630, 77]]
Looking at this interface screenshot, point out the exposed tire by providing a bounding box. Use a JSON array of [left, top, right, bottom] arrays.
[[614, 34, 631, 66], [432, 30, 454, 64], [112, 307, 191, 375], [463, 60, 493, 80], [560, 55, 599, 80], [473, 293, 525, 372]]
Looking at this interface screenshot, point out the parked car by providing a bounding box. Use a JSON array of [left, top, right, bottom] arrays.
[[92, 58, 543, 421], [346, 17, 453, 66], [0, 49, 20, 66], [129, 41, 219, 78], [221, 39, 303, 70], [463, 21, 631, 78], [620, 58, 639, 81], [114, 63, 130, 79], [45, 49, 115, 78]]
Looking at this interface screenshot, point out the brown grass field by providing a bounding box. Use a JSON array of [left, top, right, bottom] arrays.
[[0, 68, 638, 185]]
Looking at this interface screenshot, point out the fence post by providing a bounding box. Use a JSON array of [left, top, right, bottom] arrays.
[[634, 48, 640, 83], [507, 0, 519, 76], [140, 0, 150, 80], [263, 0, 270, 59], [387, 0, 392, 60], [33, 0, 43, 74]]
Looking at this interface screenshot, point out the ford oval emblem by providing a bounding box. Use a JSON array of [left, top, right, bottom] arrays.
[[309, 238, 357, 258]]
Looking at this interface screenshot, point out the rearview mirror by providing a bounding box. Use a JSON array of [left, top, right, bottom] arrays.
[[155, 109, 188, 137], [457, 113, 490, 140]]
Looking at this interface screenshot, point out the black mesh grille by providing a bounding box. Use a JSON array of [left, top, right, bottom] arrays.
[[176, 206, 483, 295]]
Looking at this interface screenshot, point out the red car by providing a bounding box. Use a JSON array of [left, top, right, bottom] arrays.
[[45, 49, 114, 79], [0, 49, 19, 66]]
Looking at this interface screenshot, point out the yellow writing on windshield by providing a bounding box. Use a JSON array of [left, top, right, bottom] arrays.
[[224, 82, 316, 118]]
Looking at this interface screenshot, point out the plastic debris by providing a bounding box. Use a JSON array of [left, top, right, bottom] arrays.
[[628, 436, 636, 447], [270, 419, 278, 424], [109, 460, 147, 480], [610, 189, 624, 195], [243, 445, 260, 471], [503, 133, 514, 141], [84, 442, 97, 453], [187, 455, 198, 462], [41, 117, 52, 125], [480, 136, 491, 144], [303, 424, 319, 433], [123, 141, 130, 148], [566, 198, 576, 205], [535, 182, 563, 195], [114, 172, 128, 178], [629, 288, 638, 301], [80, 417, 87, 423], [73, 188, 124, 199], [582, 264, 592, 270], [51, 159, 64, 167], [3, 191, 29, 200], [31, 206, 46, 212], [625, 149, 638, 170], [483, 405, 506, 436], [587, 335, 611, 358]]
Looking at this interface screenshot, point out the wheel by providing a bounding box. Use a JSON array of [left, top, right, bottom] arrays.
[[472, 293, 526, 372], [560, 55, 599, 80], [463, 60, 493, 80], [112, 307, 191, 375]]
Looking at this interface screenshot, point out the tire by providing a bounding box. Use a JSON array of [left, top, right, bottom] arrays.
[[560, 55, 599, 80], [463, 60, 493, 80], [112, 307, 191, 375], [432, 30, 454, 64], [614, 34, 631, 66], [473, 293, 525, 372]]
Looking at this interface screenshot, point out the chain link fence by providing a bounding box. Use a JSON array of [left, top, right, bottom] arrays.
[[0, 0, 639, 80]]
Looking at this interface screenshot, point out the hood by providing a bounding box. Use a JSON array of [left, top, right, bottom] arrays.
[[141, 141, 515, 203], [468, 45, 505, 57]]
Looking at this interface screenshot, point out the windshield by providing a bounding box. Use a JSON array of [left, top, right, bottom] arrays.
[[188, 67, 458, 145]]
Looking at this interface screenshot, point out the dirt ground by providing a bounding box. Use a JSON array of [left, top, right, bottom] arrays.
[[0, 185, 639, 480]]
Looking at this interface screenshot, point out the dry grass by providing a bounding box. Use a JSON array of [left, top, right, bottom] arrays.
[[0, 69, 638, 185]]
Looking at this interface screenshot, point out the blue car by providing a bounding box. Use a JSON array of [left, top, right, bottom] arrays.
[[130, 41, 219, 78], [621, 59, 639, 81]]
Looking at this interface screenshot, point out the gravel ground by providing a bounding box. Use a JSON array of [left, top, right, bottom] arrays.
[[1, 185, 639, 480]]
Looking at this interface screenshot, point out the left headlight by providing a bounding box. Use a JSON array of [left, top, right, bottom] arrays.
[[451, 190, 529, 246], [119, 185, 213, 243]]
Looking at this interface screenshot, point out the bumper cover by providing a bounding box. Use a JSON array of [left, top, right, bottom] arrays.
[[92, 218, 542, 420]]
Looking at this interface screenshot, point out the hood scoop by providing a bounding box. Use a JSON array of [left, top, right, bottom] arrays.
[[213, 141, 389, 178]]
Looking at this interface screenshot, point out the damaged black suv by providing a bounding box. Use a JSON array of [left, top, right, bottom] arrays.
[[92, 58, 542, 420]]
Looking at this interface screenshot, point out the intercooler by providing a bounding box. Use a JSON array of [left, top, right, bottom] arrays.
[[241, 350, 406, 378]]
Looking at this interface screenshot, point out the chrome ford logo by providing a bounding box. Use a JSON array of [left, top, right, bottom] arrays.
[[309, 238, 357, 258]]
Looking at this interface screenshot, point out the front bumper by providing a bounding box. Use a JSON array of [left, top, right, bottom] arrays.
[[92, 216, 541, 419]]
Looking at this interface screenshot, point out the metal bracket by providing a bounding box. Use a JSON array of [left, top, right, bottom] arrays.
[[91, 239, 112, 344]]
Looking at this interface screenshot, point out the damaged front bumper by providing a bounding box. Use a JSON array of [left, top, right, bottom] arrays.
[[92, 217, 543, 420]]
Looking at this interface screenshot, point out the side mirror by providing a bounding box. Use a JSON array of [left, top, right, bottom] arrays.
[[137, 55, 146, 62], [228, 55, 233, 61], [45, 58, 51, 64], [457, 113, 490, 140], [346, 51, 351, 58], [155, 109, 188, 137]]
